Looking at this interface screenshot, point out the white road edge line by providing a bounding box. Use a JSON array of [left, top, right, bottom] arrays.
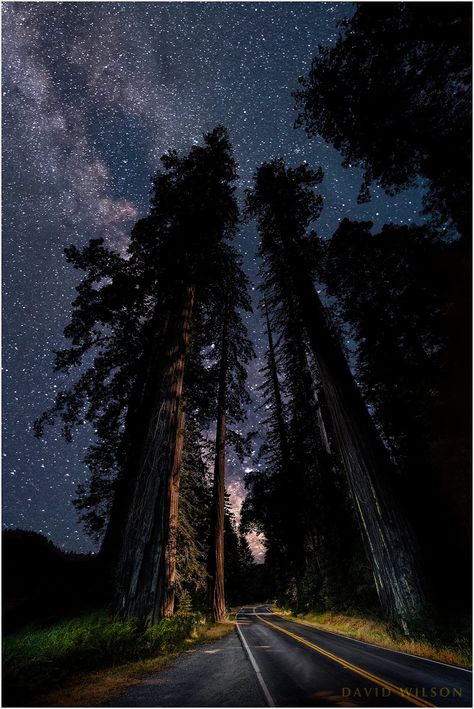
[[263, 608, 472, 674], [236, 609, 276, 707]]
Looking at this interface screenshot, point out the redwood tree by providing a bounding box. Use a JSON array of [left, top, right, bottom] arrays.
[[246, 160, 426, 631], [36, 127, 241, 625], [242, 293, 368, 612], [207, 251, 254, 622]]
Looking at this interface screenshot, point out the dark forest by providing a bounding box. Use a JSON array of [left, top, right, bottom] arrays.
[[3, 3, 471, 707]]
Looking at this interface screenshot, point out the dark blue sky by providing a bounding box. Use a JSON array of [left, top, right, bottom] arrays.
[[3, 2, 426, 556]]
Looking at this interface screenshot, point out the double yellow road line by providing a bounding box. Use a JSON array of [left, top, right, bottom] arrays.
[[253, 609, 435, 708]]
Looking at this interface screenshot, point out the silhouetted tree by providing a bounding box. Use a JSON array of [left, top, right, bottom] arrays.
[[317, 218, 471, 611], [115, 128, 242, 624], [294, 2, 471, 615], [34, 236, 145, 541], [242, 293, 371, 613], [295, 3, 471, 239], [36, 127, 242, 625], [246, 160, 426, 631], [247, 299, 299, 600], [223, 494, 256, 606], [206, 253, 254, 621]]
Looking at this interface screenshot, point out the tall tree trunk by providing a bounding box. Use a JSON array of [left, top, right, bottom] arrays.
[[283, 290, 331, 459], [208, 317, 229, 622], [264, 298, 307, 595], [282, 239, 425, 632], [100, 311, 169, 576], [264, 298, 290, 465], [279, 292, 351, 606], [115, 283, 194, 625], [162, 407, 186, 617]]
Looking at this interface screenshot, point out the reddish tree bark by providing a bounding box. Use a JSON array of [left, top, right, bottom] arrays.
[[115, 283, 195, 625], [282, 237, 425, 631], [161, 407, 186, 617], [208, 317, 229, 622]]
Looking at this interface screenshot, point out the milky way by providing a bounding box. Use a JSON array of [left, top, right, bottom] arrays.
[[3, 2, 427, 558]]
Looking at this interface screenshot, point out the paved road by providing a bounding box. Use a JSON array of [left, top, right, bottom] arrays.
[[109, 630, 265, 707], [108, 606, 471, 707], [236, 606, 472, 707]]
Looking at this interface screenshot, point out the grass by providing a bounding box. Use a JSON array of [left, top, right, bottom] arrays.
[[3, 611, 235, 707], [273, 607, 472, 669]]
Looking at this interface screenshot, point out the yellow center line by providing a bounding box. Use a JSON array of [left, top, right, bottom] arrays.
[[253, 610, 435, 708]]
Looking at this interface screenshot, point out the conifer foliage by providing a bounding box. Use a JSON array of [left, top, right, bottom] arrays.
[[241, 292, 370, 612], [246, 160, 426, 631], [316, 219, 471, 611], [35, 127, 253, 625], [29, 4, 469, 640], [294, 3, 471, 238]]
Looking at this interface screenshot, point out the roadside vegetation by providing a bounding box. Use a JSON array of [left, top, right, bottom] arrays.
[[274, 608, 472, 670], [3, 610, 235, 707], [2, 525, 253, 707]]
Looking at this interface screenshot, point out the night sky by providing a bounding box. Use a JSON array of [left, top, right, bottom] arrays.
[[3, 2, 427, 559]]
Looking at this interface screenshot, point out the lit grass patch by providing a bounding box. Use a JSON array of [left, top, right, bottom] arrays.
[[37, 620, 235, 708], [3, 611, 200, 706], [274, 608, 471, 669]]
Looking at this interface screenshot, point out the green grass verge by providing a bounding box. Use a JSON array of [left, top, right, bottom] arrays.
[[3, 611, 204, 706], [35, 620, 235, 707], [273, 607, 471, 669]]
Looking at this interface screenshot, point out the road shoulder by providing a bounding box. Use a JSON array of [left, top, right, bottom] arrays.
[[271, 608, 471, 670], [107, 629, 266, 707], [36, 621, 236, 708]]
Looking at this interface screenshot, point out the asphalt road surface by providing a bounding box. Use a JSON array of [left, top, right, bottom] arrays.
[[236, 606, 472, 707], [109, 606, 471, 707], [109, 630, 265, 707]]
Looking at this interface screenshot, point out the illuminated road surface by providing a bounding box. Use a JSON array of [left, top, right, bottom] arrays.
[[111, 605, 472, 707]]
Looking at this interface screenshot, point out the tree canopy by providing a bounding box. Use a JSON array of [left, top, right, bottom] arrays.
[[295, 3, 471, 237]]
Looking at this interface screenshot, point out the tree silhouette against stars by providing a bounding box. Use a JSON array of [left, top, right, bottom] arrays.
[[206, 248, 255, 622], [4, 2, 429, 551], [241, 293, 370, 613], [247, 160, 426, 632], [295, 2, 471, 239], [36, 127, 255, 624], [316, 217, 472, 612], [4, 2, 469, 647]]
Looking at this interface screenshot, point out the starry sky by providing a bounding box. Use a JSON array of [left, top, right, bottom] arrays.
[[3, 1, 427, 559]]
